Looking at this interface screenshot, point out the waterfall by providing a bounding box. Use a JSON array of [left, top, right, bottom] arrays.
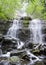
[[7, 19, 22, 38], [0, 1, 46, 65], [29, 19, 43, 44], [4, 1, 28, 50], [7, 1, 28, 39], [6, 19, 24, 49]]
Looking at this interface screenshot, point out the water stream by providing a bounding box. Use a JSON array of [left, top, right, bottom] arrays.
[[7, 19, 22, 38], [0, 19, 45, 65], [29, 19, 42, 44], [0, 1, 46, 65]]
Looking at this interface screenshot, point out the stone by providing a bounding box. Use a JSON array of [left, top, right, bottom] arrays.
[[21, 54, 30, 61], [0, 20, 12, 35], [20, 16, 32, 20], [25, 41, 34, 49], [34, 61, 45, 65], [17, 29, 30, 42], [8, 56, 20, 64]]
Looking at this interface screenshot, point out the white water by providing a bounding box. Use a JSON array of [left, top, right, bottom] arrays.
[[17, 40, 24, 49], [29, 19, 43, 44], [6, 1, 28, 49], [25, 49, 41, 64], [7, 19, 22, 38], [0, 52, 10, 58], [6, 19, 24, 49]]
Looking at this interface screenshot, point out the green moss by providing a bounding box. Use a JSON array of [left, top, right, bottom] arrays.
[[8, 56, 20, 63], [22, 20, 29, 27]]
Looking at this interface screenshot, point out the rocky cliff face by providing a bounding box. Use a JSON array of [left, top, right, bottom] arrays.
[[0, 20, 12, 35]]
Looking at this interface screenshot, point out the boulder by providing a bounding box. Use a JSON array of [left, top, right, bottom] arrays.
[[0, 20, 12, 35]]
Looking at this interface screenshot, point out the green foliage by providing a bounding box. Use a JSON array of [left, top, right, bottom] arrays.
[[0, 0, 46, 20], [0, 0, 21, 20], [26, 0, 46, 20]]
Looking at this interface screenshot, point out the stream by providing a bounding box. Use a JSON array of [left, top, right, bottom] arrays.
[[0, 1, 46, 65], [0, 17, 46, 65]]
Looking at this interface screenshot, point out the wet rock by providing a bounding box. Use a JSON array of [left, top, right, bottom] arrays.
[[17, 29, 30, 42], [0, 34, 3, 42], [1, 37, 18, 53], [8, 56, 20, 65], [0, 61, 4, 65], [7, 48, 12, 52], [43, 58, 46, 65], [32, 48, 46, 56], [34, 61, 45, 65], [44, 48, 46, 55], [21, 60, 30, 65], [0, 49, 2, 55], [10, 50, 30, 62], [0, 20, 12, 35], [25, 41, 34, 49], [1, 35, 25, 53], [10, 49, 26, 57], [21, 54, 30, 61], [42, 35, 46, 43], [20, 16, 32, 20], [42, 28, 46, 34], [10, 52, 21, 56], [0, 60, 10, 65]]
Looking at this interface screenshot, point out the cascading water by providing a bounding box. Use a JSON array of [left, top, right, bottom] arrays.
[[25, 49, 41, 64], [6, 1, 28, 49], [0, 1, 46, 65], [6, 19, 24, 49], [29, 19, 43, 44], [7, 19, 22, 38]]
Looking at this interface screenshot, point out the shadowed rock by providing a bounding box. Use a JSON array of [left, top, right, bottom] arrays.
[[20, 16, 32, 20]]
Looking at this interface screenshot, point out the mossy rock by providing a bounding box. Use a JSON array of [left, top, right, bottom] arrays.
[[17, 29, 30, 41], [20, 16, 32, 27], [20, 16, 32, 20], [0, 20, 12, 35], [8, 56, 20, 63], [34, 61, 44, 65]]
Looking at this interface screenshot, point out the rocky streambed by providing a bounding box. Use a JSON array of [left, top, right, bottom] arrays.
[[0, 18, 46, 65], [0, 34, 46, 65]]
